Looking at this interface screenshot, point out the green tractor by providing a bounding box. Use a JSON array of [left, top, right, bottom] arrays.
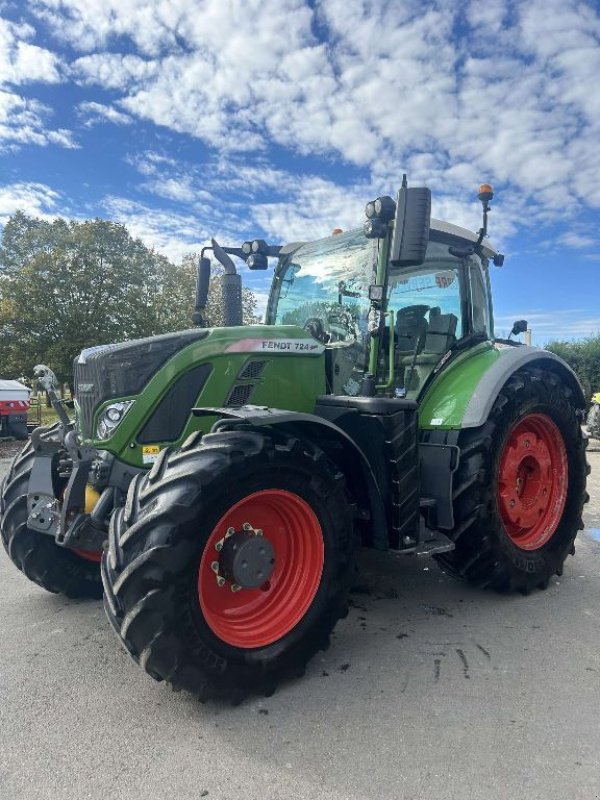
[[0, 180, 588, 701]]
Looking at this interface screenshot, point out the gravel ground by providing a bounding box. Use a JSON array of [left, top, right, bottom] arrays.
[[0, 439, 599, 800]]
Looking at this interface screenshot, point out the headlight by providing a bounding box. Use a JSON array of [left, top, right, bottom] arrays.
[[96, 401, 134, 440]]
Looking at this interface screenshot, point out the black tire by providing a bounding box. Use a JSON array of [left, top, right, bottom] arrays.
[[0, 434, 103, 599], [436, 367, 589, 593], [102, 429, 355, 701]]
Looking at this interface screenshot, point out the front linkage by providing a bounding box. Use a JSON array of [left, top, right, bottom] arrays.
[[26, 365, 138, 559]]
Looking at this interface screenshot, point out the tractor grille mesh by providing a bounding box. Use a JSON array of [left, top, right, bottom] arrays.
[[238, 360, 267, 380], [73, 329, 208, 439], [225, 384, 254, 407]]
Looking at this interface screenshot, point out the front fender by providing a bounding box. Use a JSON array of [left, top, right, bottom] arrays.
[[194, 406, 388, 548], [419, 343, 586, 430]]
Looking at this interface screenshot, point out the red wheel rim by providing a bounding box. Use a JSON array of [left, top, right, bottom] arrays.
[[497, 413, 568, 551], [198, 489, 324, 648], [71, 548, 102, 563]]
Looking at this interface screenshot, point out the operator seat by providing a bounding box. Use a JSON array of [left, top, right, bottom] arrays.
[[396, 305, 429, 359], [414, 307, 458, 365], [395, 305, 429, 393]]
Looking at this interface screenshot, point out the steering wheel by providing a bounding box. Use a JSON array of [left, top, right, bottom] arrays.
[[303, 317, 330, 344]]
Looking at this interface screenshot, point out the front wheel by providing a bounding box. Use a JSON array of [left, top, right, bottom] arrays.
[[102, 429, 355, 700], [0, 437, 103, 598], [436, 367, 588, 593]]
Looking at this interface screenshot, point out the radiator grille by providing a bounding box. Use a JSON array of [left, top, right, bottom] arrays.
[[238, 360, 267, 379], [225, 384, 254, 407], [73, 329, 208, 439]]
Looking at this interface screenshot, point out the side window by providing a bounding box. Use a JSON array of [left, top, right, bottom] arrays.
[[470, 262, 490, 336]]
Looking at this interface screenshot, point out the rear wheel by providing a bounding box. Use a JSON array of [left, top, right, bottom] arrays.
[[102, 429, 355, 700], [0, 435, 103, 598], [437, 367, 588, 592]]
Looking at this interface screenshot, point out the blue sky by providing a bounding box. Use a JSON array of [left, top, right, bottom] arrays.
[[1, 0, 599, 343]]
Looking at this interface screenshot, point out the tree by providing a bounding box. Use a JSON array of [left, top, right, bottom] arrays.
[[0, 212, 257, 385], [546, 335, 600, 399]]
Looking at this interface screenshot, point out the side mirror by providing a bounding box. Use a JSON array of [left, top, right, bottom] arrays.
[[510, 319, 528, 337], [390, 179, 431, 267]]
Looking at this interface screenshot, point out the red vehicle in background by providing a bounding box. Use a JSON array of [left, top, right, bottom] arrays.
[[0, 380, 30, 439]]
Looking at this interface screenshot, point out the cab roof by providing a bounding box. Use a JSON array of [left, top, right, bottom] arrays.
[[430, 218, 497, 259]]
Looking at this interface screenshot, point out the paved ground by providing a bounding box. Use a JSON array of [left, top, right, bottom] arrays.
[[1, 442, 599, 800]]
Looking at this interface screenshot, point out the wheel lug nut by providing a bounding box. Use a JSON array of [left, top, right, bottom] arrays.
[[210, 561, 219, 573], [242, 522, 252, 531], [231, 583, 242, 593], [215, 541, 223, 552], [216, 576, 225, 587]]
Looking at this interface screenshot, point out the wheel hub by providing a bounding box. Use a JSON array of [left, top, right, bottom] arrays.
[[198, 489, 324, 649], [218, 527, 275, 589], [497, 413, 568, 550]]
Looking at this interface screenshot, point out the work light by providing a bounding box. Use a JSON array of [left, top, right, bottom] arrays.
[[251, 239, 268, 254], [246, 253, 268, 270]]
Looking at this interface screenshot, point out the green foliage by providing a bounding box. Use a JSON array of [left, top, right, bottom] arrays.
[[0, 212, 256, 385], [545, 335, 600, 398]]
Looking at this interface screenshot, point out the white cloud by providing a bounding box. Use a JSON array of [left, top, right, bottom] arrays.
[[100, 196, 217, 262], [0, 90, 78, 151], [0, 17, 61, 84], [0, 16, 77, 151], [23, 0, 599, 246], [0, 181, 62, 223], [70, 53, 158, 90], [557, 230, 597, 250], [77, 100, 132, 127]]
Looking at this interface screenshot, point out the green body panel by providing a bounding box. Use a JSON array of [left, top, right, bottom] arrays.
[[418, 341, 504, 430], [84, 325, 325, 468]]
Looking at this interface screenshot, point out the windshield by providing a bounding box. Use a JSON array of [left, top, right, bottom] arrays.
[[272, 229, 377, 343]]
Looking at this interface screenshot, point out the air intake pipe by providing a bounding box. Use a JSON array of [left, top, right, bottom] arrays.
[[192, 256, 211, 327], [212, 238, 243, 327], [192, 239, 243, 328]]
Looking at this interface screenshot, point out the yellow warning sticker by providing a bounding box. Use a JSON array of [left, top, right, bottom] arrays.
[[142, 445, 161, 464]]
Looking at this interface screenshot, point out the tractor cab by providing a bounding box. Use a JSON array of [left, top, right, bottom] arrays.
[[267, 219, 497, 399]]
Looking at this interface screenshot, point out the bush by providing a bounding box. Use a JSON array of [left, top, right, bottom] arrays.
[[545, 335, 600, 399]]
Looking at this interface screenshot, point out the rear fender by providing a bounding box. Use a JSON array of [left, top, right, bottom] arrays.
[[419, 344, 586, 430]]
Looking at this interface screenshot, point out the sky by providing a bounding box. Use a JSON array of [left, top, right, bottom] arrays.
[[1, 0, 599, 343]]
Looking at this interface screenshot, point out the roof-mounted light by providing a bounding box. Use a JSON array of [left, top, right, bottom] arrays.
[[363, 218, 388, 239], [373, 195, 396, 223], [246, 253, 268, 270], [478, 183, 494, 203], [251, 239, 268, 254]]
